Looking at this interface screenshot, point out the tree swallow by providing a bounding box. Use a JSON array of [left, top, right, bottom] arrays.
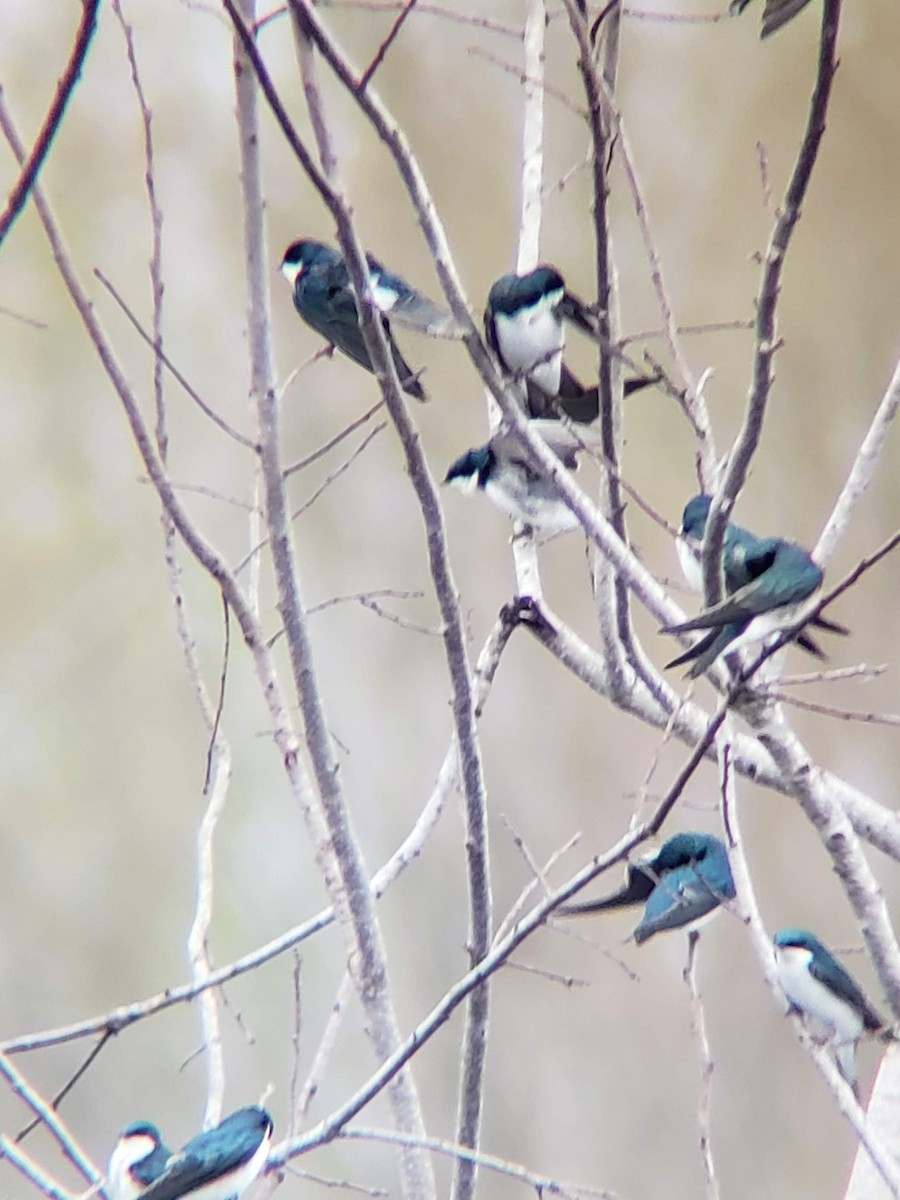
[[484, 266, 658, 423], [281, 238, 457, 400], [107, 1122, 172, 1200], [444, 420, 590, 536], [773, 927, 890, 1093], [730, 0, 814, 37], [560, 832, 736, 944], [132, 1106, 273, 1200], [665, 494, 846, 679]]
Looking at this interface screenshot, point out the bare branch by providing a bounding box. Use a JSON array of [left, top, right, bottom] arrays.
[[816, 352, 900, 566], [340, 1127, 624, 1200], [703, 0, 843, 601], [0, 1052, 101, 1189], [722, 742, 900, 1196], [683, 933, 720, 1200], [0, 1136, 78, 1200], [0, 1, 100, 247], [94, 269, 257, 450]]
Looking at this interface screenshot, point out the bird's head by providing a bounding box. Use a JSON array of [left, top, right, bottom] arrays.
[[280, 238, 331, 288], [444, 446, 493, 493]]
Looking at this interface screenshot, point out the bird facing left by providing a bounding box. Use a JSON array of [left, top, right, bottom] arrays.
[[280, 237, 458, 401], [109, 1106, 274, 1200]]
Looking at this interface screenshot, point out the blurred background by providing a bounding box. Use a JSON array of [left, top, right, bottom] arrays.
[[0, 1, 899, 1197]]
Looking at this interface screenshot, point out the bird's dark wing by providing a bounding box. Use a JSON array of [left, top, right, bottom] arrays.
[[484, 304, 503, 363], [664, 555, 820, 632], [622, 370, 663, 399], [557, 291, 598, 338], [527, 420, 591, 469], [665, 626, 744, 678], [296, 268, 425, 400], [367, 255, 461, 338], [633, 868, 721, 944], [559, 862, 657, 916], [531, 368, 660, 424], [808, 956, 885, 1033], [730, 0, 815, 37], [137, 1111, 270, 1200], [134, 1152, 222, 1200]]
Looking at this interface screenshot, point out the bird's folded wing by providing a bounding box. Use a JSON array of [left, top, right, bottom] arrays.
[[558, 291, 598, 338], [633, 872, 719, 942], [809, 957, 885, 1032], [136, 1152, 220, 1200], [366, 255, 462, 338], [665, 565, 820, 632]]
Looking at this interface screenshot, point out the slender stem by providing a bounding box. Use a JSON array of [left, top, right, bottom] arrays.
[[0, 1052, 101, 1188], [702, 0, 842, 601], [0, 0, 100, 246]]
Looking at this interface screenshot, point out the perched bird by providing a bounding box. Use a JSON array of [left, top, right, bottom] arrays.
[[560, 832, 735, 945], [730, 0, 815, 38], [665, 494, 846, 679], [107, 1122, 172, 1200], [675, 494, 847, 662], [444, 420, 589, 536], [773, 927, 890, 1093], [280, 238, 457, 400], [133, 1106, 273, 1200], [485, 267, 658, 423]]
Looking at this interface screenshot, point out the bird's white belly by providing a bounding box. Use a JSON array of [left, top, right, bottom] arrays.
[[495, 302, 564, 395], [107, 1136, 160, 1200], [774, 945, 863, 1043], [676, 538, 703, 593], [484, 479, 579, 536], [725, 603, 810, 654]]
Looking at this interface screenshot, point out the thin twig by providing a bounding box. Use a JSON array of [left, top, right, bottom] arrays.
[[283, 399, 385, 478], [815, 352, 900, 567], [703, 0, 843, 600], [0, 1135, 78, 1200], [296, 969, 354, 1124], [0, 1, 100, 246], [0, 1052, 101, 1188], [15, 1032, 111, 1144], [683, 932, 720, 1200], [94, 269, 257, 449], [339, 1126, 623, 1200], [356, 0, 418, 93], [768, 693, 900, 728]]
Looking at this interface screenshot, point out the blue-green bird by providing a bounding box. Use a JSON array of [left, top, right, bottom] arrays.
[[107, 1122, 172, 1200], [281, 238, 458, 400], [133, 1106, 273, 1200], [485, 266, 659, 423], [774, 927, 890, 1093], [561, 832, 736, 945], [665, 494, 847, 678]]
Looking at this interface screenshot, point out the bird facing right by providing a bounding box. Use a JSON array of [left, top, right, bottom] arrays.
[[128, 1106, 273, 1200], [560, 831, 736, 945], [664, 494, 847, 679]]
